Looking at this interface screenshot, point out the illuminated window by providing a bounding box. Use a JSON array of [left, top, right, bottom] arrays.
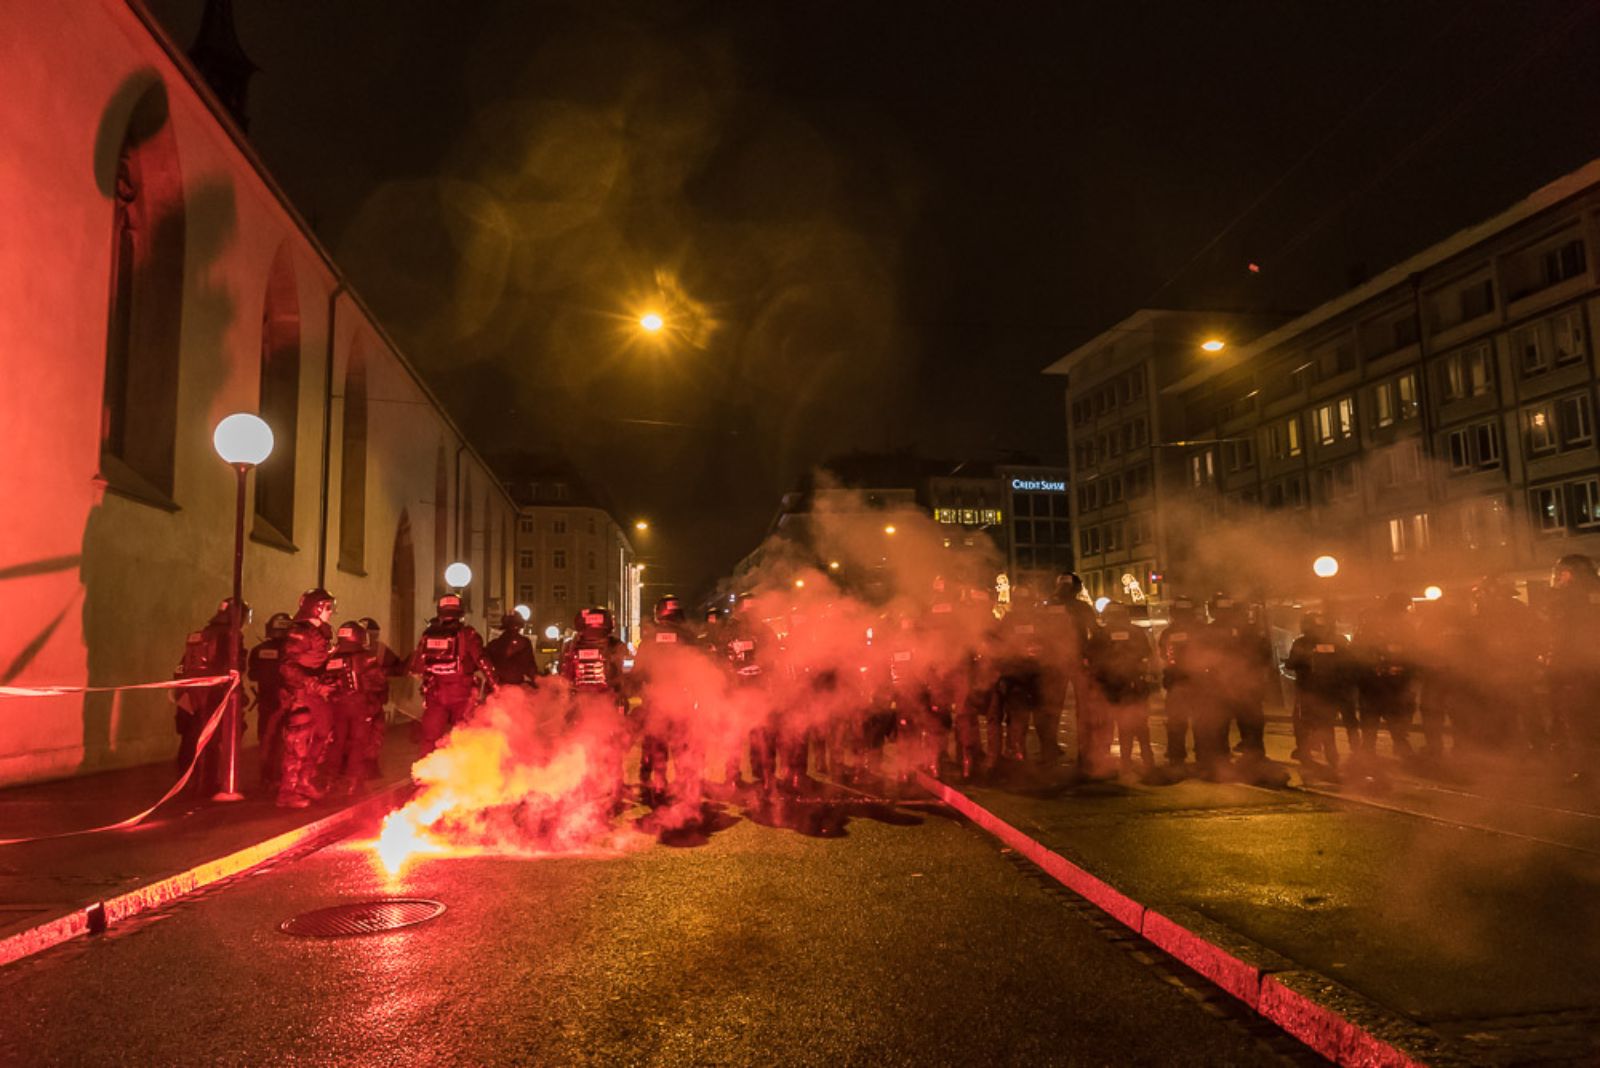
[[1571, 479, 1600, 530], [1373, 381, 1395, 427], [1388, 512, 1431, 558], [1397, 373, 1418, 419], [1553, 308, 1588, 365], [1532, 486, 1565, 534]]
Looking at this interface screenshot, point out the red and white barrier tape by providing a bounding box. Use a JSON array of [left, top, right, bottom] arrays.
[[0, 674, 240, 846], [0, 674, 232, 697]]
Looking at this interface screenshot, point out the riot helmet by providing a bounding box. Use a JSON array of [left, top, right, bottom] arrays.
[[575, 607, 614, 637], [436, 593, 464, 619], [653, 594, 685, 624], [1552, 553, 1597, 590], [265, 612, 292, 639], [295, 587, 336, 621], [336, 620, 367, 648], [499, 612, 523, 634]]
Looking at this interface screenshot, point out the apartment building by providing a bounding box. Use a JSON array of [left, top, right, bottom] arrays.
[[1164, 158, 1600, 603], [1043, 310, 1284, 601]]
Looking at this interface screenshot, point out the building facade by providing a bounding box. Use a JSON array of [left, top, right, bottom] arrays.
[[1044, 310, 1282, 602], [1085, 159, 1600, 605], [0, 1, 517, 785]]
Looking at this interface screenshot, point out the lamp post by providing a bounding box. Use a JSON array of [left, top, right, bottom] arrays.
[[211, 413, 273, 802]]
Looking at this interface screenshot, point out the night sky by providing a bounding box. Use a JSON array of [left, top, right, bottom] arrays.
[[147, 0, 1600, 597]]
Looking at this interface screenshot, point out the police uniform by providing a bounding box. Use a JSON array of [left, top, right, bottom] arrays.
[[408, 599, 493, 754], [278, 589, 335, 807]]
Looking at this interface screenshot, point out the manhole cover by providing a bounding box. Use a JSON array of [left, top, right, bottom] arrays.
[[279, 899, 445, 938]]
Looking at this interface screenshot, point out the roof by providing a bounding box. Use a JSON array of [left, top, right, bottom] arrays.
[[1165, 154, 1600, 395]]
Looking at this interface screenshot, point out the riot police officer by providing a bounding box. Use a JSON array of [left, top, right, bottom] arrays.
[[993, 587, 1047, 769], [719, 596, 787, 793], [355, 616, 399, 778], [1352, 593, 1417, 761], [173, 598, 248, 796], [632, 595, 705, 806], [1545, 553, 1600, 780], [407, 594, 493, 754], [1050, 573, 1100, 774], [1283, 612, 1355, 778], [325, 621, 384, 796], [485, 613, 539, 689], [1157, 597, 1205, 770], [1086, 601, 1155, 774], [558, 606, 629, 711], [278, 588, 336, 808], [248, 611, 292, 789]]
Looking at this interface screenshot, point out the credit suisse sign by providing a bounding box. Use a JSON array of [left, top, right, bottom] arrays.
[[1011, 478, 1065, 492]]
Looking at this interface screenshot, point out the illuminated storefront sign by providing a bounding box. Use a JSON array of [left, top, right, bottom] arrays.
[[1011, 478, 1066, 492]]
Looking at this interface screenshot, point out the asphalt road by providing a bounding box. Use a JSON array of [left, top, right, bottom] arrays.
[[0, 791, 1308, 1067]]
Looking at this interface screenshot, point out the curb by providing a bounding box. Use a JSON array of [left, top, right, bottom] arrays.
[[917, 772, 1459, 1068], [0, 780, 412, 971]]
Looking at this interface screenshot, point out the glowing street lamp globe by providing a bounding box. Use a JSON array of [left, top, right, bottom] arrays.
[[639, 312, 664, 333], [1423, 585, 1443, 601], [544, 624, 561, 640], [213, 413, 273, 466], [445, 562, 472, 589], [514, 604, 532, 621], [1312, 555, 1340, 579], [1094, 596, 1111, 613], [1200, 338, 1226, 353]]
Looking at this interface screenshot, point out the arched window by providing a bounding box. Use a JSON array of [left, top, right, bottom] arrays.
[[338, 338, 368, 570], [101, 82, 185, 501], [254, 245, 300, 542]]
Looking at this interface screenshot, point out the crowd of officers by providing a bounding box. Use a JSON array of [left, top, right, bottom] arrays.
[[172, 550, 1600, 811]]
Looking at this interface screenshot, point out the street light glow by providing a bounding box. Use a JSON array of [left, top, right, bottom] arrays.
[[1312, 555, 1340, 578], [639, 312, 664, 333], [1201, 338, 1226, 353], [828, 560, 841, 571], [445, 562, 472, 588], [514, 604, 531, 621], [1423, 585, 1443, 601], [212, 413, 273, 466], [635, 520, 650, 532], [1094, 596, 1111, 612], [884, 524, 897, 535], [794, 578, 806, 589], [544, 624, 561, 640]]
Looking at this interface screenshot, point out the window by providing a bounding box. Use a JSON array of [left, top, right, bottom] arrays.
[[1396, 373, 1418, 419], [1224, 438, 1255, 472], [1373, 381, 1395, 427], [517, 583, 534, 603], [1516, 324, 1547, 376], [518, 549, 534, 569], [1558, 393, 1593, 447], [1315, 401, 1353, 445], [552, 517, 568, 534], [1447, 420, 1501, 472], [1315, 340, 1356, 379], [1380, 440, 1423, 487], [552, 584, 568, 602], [587, 515, 597, 535], [1189, 449, 1215, 488], [550, 483, 569, 501], [1440, 345, 1493, 402], [553, 549, 567, 569], [1388, 512, 1431, 558], [1553, 308, 1588, 365], [1460, 497, 1511, 550], [1461, 279, 1495, 321], [255, 247, 301, 541], [1532, 485, 1565, 534], [1317, 461, 1358, 503], [1128, 369, 1146, 399], [1104, 522, 1124, 553], [1265, 416, 1302, 460], [100, 83, 186, 502], [519, 517, 534, 535], [586, 550, 598, 570], [1540, 240, 1587, 291], [1128, 513, 1153, 545], [1572, 479, 1600, 530], [1105, 474, 1125, 503]]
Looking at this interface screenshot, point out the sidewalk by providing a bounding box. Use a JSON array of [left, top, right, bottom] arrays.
[[937, 707, 1600, 1065], [0, 733, 416, 968]]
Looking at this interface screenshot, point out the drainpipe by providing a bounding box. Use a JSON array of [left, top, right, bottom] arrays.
[[316, 282, 348, 586]]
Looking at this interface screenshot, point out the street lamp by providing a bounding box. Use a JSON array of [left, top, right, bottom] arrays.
[[211, 413, 274, 802], [639, 312, 665, 333], [1201, 338, 1226, 353], [1423, 585, 1443, 601], [883, 524, 897, 536], [634, 519, 650, 533], [1312, 555, 1340, 579], [445, 562, 472, 591], [514, 604, 532, 621]]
